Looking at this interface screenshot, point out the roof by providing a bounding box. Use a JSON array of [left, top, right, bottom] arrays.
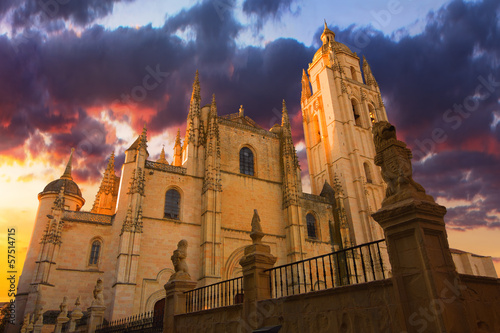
[[42, 178, 82, 197], [449, 248, 488, 257], [219, 113, 264, 129]]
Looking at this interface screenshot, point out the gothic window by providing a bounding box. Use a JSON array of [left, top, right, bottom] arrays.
[[368, 104, 376, 125], [239, 147, 254, 176], [164, 189, 181, 219], [89, 240, 101, 266], [313, 114, 321, 144], [306, 213, 318, 239], [350, 66, 357, 81], [351, 99, 361, 126], [364, 162, 373, 184]]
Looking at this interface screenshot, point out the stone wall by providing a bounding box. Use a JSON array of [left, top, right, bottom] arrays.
[[172, 279, 403, 333], [174, 304, 243, 332], [461, 274, 500, 332]]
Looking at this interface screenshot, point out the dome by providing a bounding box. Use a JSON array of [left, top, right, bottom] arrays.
[[333, 41, 354, 55], [42, 178, 82, 197]]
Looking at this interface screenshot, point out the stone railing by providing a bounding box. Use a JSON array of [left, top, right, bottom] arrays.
[[301, 193, 330, 203], [145, 160, 187, 174], [62, 211, 113, 224], [218, 117, 279, 138]]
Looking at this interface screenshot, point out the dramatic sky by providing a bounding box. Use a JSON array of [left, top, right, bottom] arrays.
[[1, 0, 499, 299]]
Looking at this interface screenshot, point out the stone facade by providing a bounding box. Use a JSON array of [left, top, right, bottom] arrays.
[[13, 73, 336, 327], [11, 22, 497, 332]]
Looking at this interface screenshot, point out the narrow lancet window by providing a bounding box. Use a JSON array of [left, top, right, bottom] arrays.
[[306, 213, 317, 239], [164, 189, 181, 219], [89, 240, 101, 266], [240, 147, 254, 176]]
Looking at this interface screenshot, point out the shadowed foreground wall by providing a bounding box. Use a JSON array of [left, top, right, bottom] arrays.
[[461, 274, 500, 332], [173, 279, 404, 333]]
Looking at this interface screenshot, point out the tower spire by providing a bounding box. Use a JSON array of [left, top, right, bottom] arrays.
[[157, 145, 168, 164], [321, 20, 335, 45], [281, 99, 290, 128], [60, 148, 75, 180], [190, 70, 201, 109], [138, 124, 148, 150]]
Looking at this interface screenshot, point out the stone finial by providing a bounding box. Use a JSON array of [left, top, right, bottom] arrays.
[[169, 239, 190, 281], [60, 148, 75, 180], [156, 146, 168, 164], [34, 306, 44, 325], [72, 296, 83, 317], [250, 209, 264, 244], [91, 278, 104, 306], [372, 121, 434, 206], [57, 297, 68, 319], [239, 105, 244, 117]]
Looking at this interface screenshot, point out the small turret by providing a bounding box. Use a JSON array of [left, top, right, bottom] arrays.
[[91, 152, 119, 215], [40, 148, 85, 209], [157, 146, 168, 164], [321, 20, 335, 45]]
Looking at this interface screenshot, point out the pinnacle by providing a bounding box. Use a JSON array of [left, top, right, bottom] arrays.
[[60, 148, 75, 180], [175, 128, 182, 146]]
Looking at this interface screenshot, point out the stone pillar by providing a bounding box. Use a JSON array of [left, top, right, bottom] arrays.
[[32, 306, 44, 333], [371, 121, 472, 333], [68, 297, 83, 332], [54, 297, 69, 333], [87, 305, 106, 333], [163, 239, 197, 333], [163, 280, 197, 333], [239, 210, 277, 330], [88, 278, 106, 333]]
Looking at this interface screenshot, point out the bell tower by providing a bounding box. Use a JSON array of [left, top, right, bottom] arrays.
[[301, 22, 388, 245]]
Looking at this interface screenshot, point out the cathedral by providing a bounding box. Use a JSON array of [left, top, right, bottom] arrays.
[[13, 23, 496, 328]]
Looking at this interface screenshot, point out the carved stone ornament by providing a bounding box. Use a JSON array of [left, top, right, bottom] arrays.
[[372, 121, 434, 206], [169, 239, 191, 281], [250, 209, 264, 244], [57, 296, 68, 319]]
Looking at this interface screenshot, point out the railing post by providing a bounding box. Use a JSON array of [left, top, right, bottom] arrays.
[[239, 210, 277, 330], [163, 240, 197, 333], [87, 279, 106, 333], [371, 121, 472, 332]]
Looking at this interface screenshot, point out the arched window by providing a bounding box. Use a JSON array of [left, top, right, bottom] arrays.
[[316, 75, 321, 91], [89, 240, 101, 266], [351, 99, 361, 126], [313, 114, 321, 144], [164, 189, 181, 219], [306, 213, 317, 239], [364, 162, 373, 184], [239, 147, 254, 176], [350, 66, 357, 81], [368, 104, 376, 125]]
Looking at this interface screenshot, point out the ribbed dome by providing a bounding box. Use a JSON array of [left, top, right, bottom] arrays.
[[42, 178, 82, 197]]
